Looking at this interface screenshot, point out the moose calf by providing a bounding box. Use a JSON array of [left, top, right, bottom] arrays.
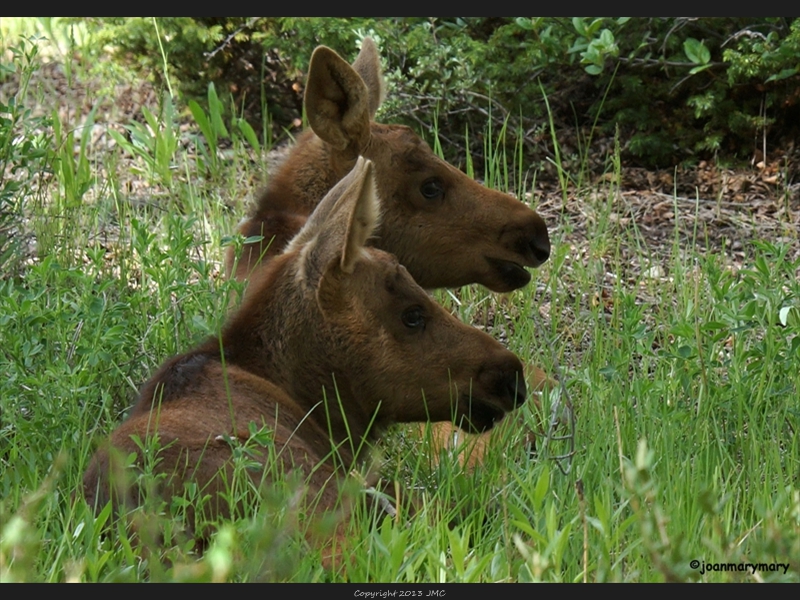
[[83, 158, 527, 559]]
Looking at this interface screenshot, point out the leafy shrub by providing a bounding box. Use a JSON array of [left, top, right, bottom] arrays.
[[72, 18, 800, 173], [450, 17, 800, 168]]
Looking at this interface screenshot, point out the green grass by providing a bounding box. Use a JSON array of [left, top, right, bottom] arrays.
[[1, 34, 799, 583]]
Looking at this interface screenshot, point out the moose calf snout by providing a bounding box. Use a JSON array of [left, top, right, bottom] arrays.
[[478, 355, 527, 411]]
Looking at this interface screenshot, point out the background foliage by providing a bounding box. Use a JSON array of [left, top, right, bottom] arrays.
[[74, 17, 800, 170]]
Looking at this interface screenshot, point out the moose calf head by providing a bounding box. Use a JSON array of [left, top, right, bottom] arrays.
[[230, 38, 550, 292]]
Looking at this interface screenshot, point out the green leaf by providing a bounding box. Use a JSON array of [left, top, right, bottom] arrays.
[[586, 18, 604, 37], [207, 82, 229, 138], [599, 364, 616, 379], [689, 64, 712, 75], [189, 100, 213, 146], [236, 118, 260, 154], [515, 17, 534, 30], [766, 67, 799, 82], [533, 465, 550, 511], [141, 105, 158, 133], [572, 17, 588, 38], [599, 28, 615, 49], [683, 38, 710, 65]]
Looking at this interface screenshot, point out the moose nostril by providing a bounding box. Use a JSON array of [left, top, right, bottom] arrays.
[[527, 215, 551, 265], [530, 233, 550, 264], [479, 361, 527, 410]]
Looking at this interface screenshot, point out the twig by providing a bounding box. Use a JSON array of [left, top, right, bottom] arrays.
[[205, 18, 260, 61], [650, 191, 755, 208], [530, 307, 576, 476], [721, 28, 769, 48]]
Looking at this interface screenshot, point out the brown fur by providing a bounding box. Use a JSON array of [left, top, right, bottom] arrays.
[[226, 38, 550, 293], [83, 159, 527, 560]]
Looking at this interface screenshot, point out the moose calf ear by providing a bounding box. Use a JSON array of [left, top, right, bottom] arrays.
[[305, 46, 371, 157], [314, 159, 380, 311], [351, 38, 385, 119], [293, 158, 379, 284], [340, 158, 379, 274]]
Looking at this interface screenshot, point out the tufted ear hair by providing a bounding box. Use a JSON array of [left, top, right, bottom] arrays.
[[290, 158, 380, 291], [337, 157, 379, 274], [351, 37, 385, 118], [305, 44, 372, 160]]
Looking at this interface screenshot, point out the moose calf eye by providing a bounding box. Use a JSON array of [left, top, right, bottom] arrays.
[[420, 179, 444, 200], [401, 307, 426, 330]]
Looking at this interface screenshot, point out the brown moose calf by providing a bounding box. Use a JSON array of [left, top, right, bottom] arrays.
[[83, 158, 527, 555], [227, 38, 549, 293]]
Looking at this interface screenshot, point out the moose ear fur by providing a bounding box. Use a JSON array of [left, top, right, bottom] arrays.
[[339, 158, 379, 274], [313, 159, 379, 314], [295, 158, 379, 305], [305, 46, 371, 158], [351, 38, 385, 119]]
